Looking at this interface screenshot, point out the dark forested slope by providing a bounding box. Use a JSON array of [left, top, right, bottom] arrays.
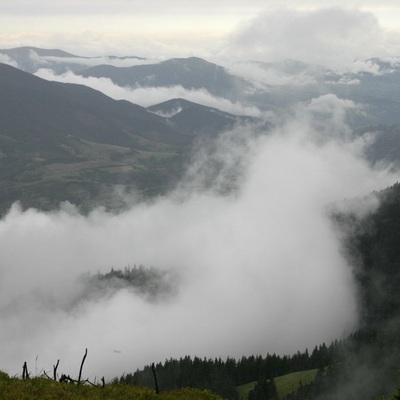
[[283, 182, 400, 400], [0, 63, 189, 213], [338, 182, 400, 328]]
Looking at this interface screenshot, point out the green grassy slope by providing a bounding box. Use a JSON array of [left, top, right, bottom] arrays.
[[236, 369, 318, 400], [274, 369, 318, 399], [0, 374, 221, 400], [237, 381, 257, 400]]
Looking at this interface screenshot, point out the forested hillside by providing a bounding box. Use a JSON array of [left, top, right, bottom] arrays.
[[120, 344, 337, 400]]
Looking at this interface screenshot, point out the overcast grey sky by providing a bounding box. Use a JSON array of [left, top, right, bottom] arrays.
[[1, 0, 400, 60]]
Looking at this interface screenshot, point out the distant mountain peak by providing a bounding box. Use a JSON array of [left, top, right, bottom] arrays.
[[0, 46, 79, 58]]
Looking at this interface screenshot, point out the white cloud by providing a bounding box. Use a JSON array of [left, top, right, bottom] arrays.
[[0, 94, 396, 379], [226, 62, 317, 87], [1, 3, 400, 63], [222, 7, 400, 71], [34, 68, 263, 116], [126, 86, 263, 116], [292, 94, 361, 140], [37, 54, 160, 68], [0, 53, 18, 68]]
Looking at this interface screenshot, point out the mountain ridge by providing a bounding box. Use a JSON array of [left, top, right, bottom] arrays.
[[0, 63, 261, 212], [79, 56, 250, 100]]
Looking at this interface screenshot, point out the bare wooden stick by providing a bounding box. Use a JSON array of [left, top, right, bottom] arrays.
[[78, 348, 88, 385], [151, 363, 160, 394], [22, 362, 30, 379], [53, 359, 60, 381], [43, 370, 52, 380], [84, 378, 98, 387]]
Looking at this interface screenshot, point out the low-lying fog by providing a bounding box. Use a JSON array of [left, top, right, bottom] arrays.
[[0, 93, 397, 380]]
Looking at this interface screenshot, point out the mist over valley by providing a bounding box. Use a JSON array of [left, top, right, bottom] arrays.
[[1, 6, 400, 398]]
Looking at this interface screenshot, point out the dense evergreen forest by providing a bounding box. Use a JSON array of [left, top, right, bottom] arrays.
[[120, 343, 337, 399], [118, 182, 400, 400]]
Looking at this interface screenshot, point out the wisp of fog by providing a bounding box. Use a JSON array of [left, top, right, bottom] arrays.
[[0, 93, 397, 379], [33, 67, 263, 117]]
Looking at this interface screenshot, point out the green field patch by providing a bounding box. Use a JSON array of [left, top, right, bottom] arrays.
[[236, 369, 318, 400], [131, 134, 181, 150], [236, 381, 257, 400], [136, 149, 179, 158], [275, 369, 318, 398]]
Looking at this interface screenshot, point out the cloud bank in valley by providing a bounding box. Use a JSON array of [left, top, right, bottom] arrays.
[[31, 52, 159, 69], [34, 68, 263, 116], [0, 94, 396, 379], [0, 53, 18, 68]]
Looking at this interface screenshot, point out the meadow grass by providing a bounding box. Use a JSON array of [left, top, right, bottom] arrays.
[[0, 373, 221, 400], [236, 368, 318, 400], [274, 369, 318, 398]]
